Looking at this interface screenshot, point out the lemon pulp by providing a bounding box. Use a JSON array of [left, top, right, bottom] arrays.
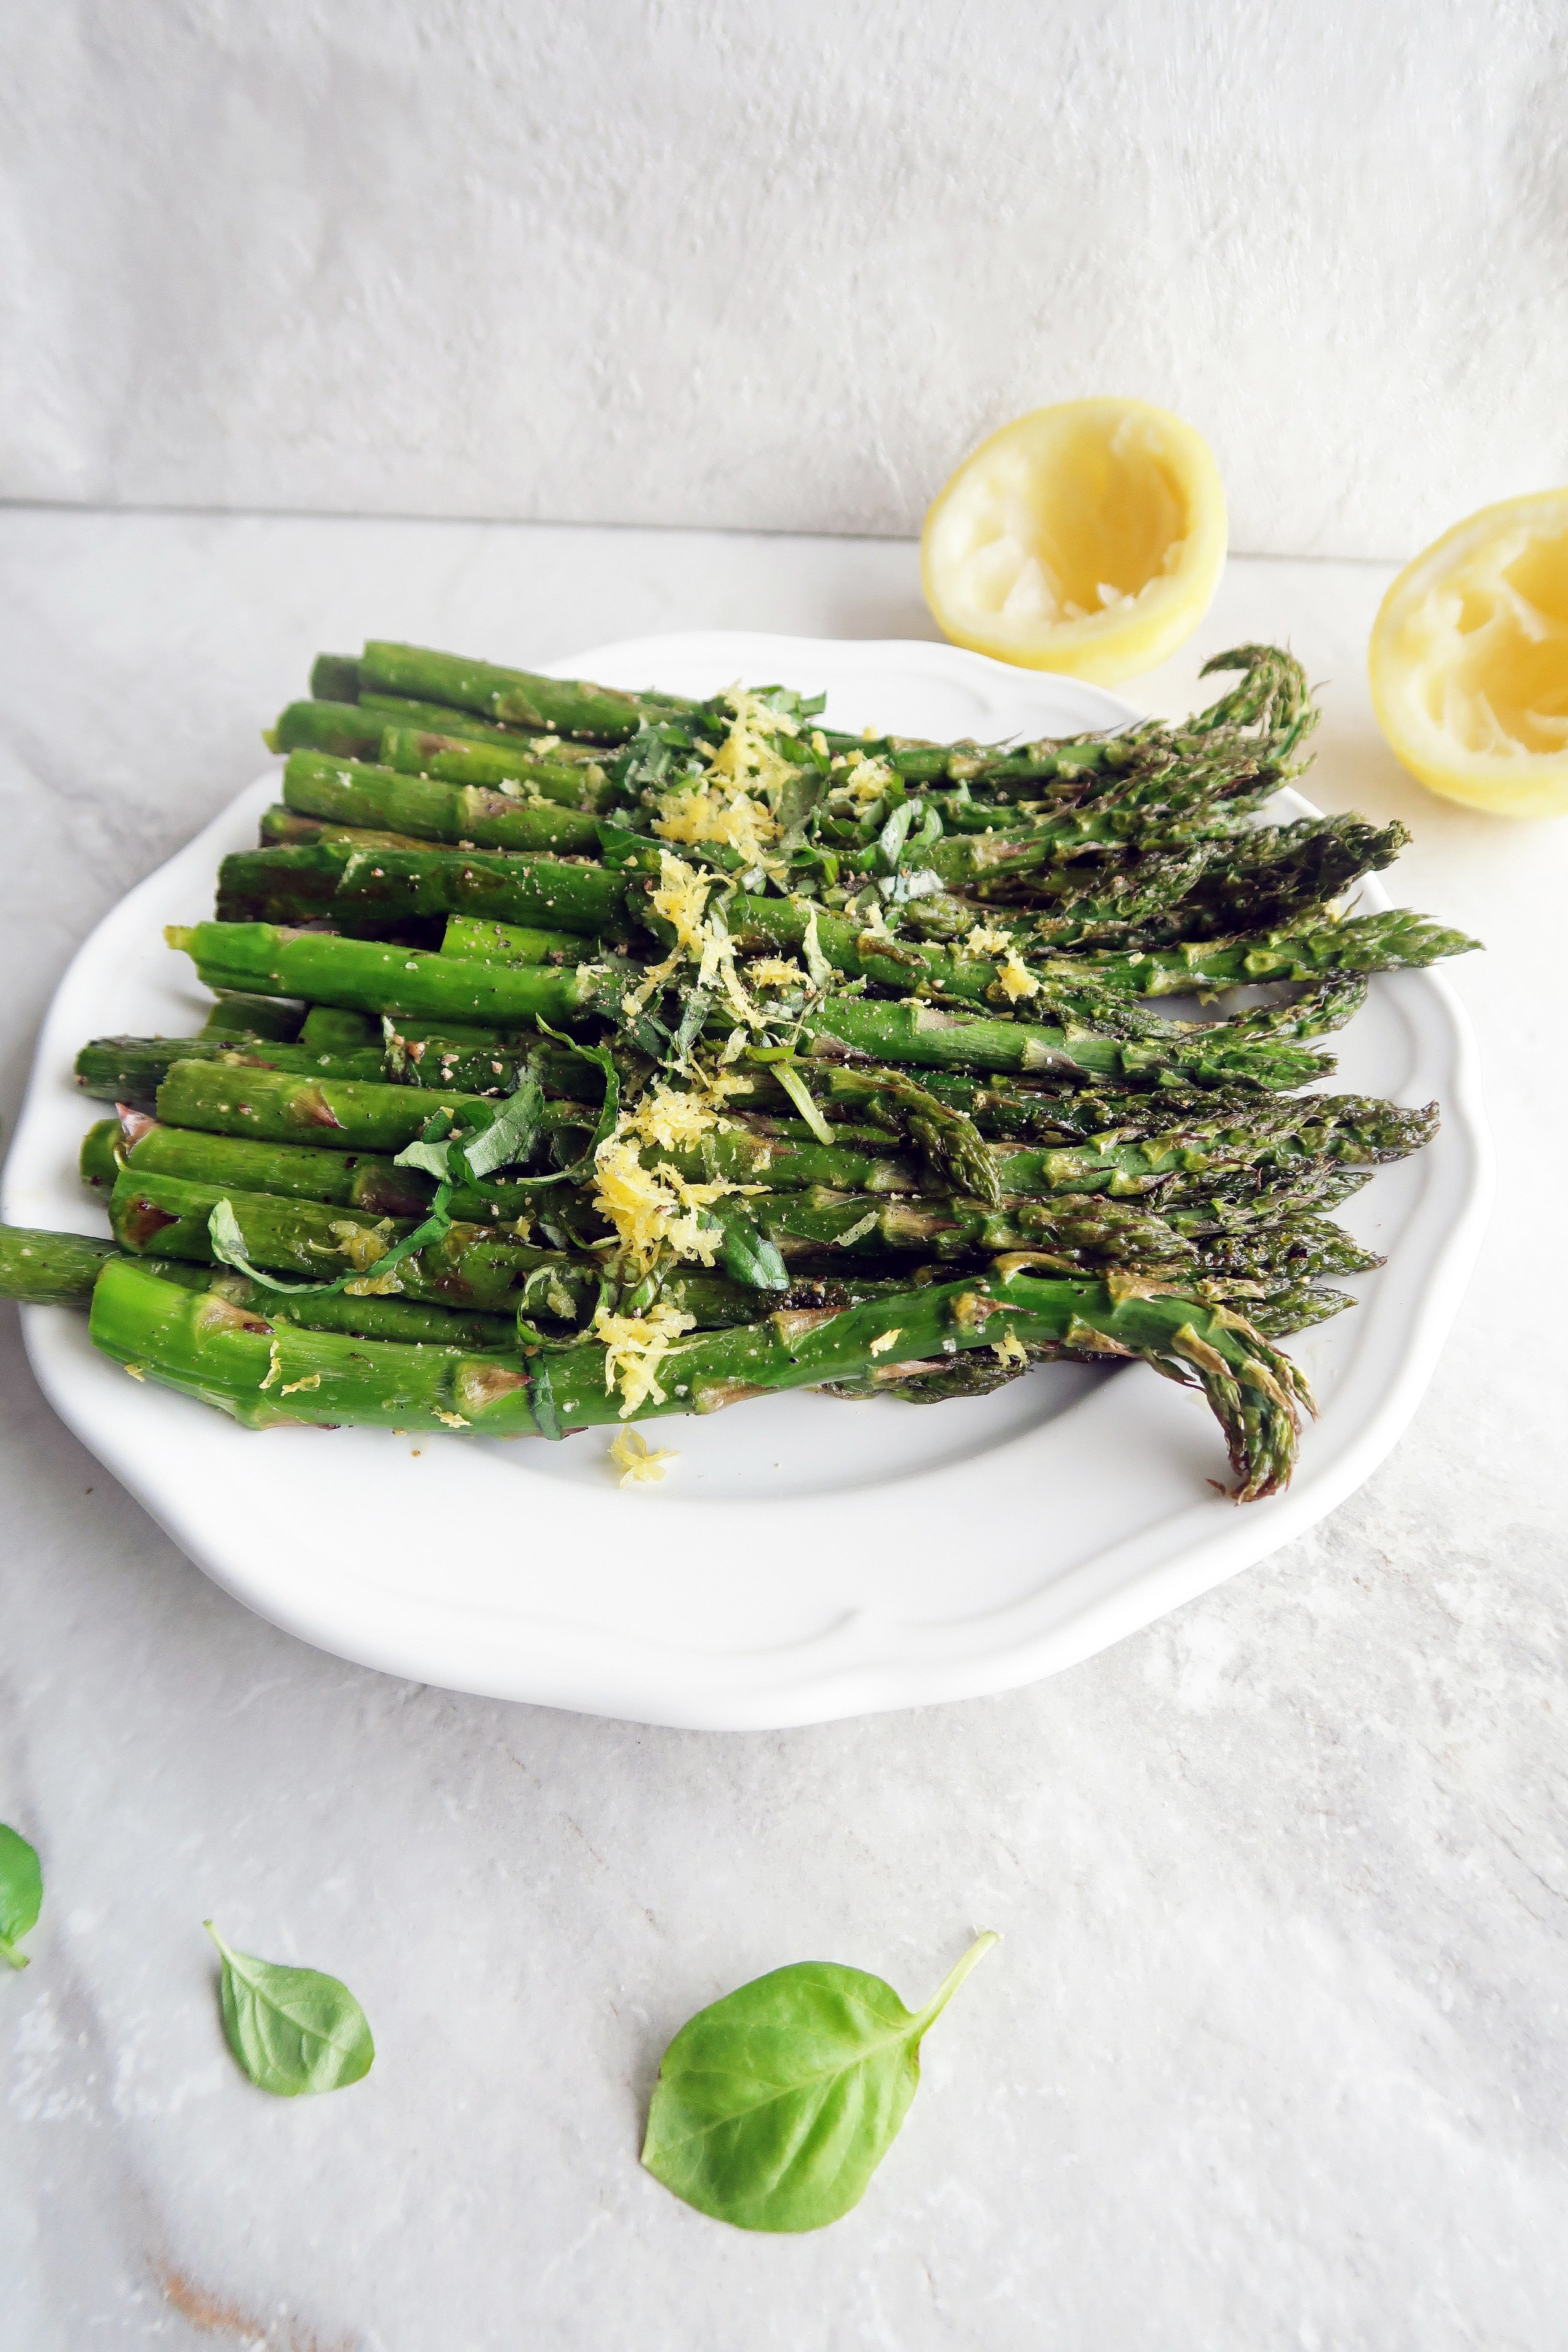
[[1369, 490, 1568, 817], [921, 398, 1227, 684]]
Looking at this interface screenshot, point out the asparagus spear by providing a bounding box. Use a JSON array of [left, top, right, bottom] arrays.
[[202, 992, 305, 1042], [106, 1167, 766, 1327], [899, 816, 1408, 948], [725, 894, 1473, 1013], [260, 806, 435, 854], [282, 750, 608, 856], [86, 1255, 1310, 1499], [1056, 908, 1482, 997], [216, 840, 632, 943], [357, 643, 671, 742], [0, 1220, 525, 1348], [165, 922, 1328, 1089], [309, 655, 362, 703], [377, 727, 616, 807], [75, 1033, 391, 1105], [810, 645, 1316, 797], [0, 1224, 123, 1303], [267, 701, 387, 760]]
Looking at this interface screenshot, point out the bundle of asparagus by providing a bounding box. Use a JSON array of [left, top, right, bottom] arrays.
[[0, 640, 1480, 1501]]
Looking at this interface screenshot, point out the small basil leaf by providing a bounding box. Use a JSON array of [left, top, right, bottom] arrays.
[[719, 1213, 789, 1292], [462, 1071, 544, 1178], [523, 1349, 564, 1439], [392, 1135, 460, 1181], [641, 1931, 997, 2232], [204, 1922, 374, 2096], [0, 1824, 43, 1971], [877, 797, 918, 874], [672, 985, 713, 1064]]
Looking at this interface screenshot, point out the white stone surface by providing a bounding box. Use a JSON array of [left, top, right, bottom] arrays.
[[4, 1, 1566, 558], [1, 510, 1565, 2346]]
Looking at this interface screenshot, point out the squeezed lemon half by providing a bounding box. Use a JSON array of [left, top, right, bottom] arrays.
[[921, 397, 1227, 683], [1369, 490, 1568, 817]]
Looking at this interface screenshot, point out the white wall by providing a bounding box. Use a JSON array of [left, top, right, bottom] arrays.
[[3, 0, 1563, 557]]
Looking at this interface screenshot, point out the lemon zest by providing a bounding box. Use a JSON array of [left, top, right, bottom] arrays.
[[609, 1426, 679, 1486], [593, 1300, 696, 1416], [995, 948, 1040, 1002]]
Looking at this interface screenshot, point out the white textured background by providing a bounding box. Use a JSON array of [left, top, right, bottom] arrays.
[[3, 0, 1566, 555]]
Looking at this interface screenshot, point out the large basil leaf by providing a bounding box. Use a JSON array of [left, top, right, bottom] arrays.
[[641, 1931, 996, 2231], [0, 1824, 42, 1971], [205, 1922, 374, 2095]]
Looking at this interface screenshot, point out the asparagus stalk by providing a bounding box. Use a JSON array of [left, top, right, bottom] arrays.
[[0, 1224, 122, 1303], [267, 701, 387, 760], [377, 727, 615, 807], [900, 816, 1407, 947], [260, 807, 435, 854], [0, 1221, 525, 1348], [216, 840, 632, 942], [357, 643, 670, 741], [105, 1167, 767, 1328], [166, 921, 1327, 1089], [282, 750, 608, 856], [1057, 908, 1482, 997], [309, 655, 361, 703], [75, 1033, 391, 1105], [167, 922, 598, 1025], [202, 992, 305, 1042], [87, 1256, 1311, 1499], [726, 894, 1473, 1015]]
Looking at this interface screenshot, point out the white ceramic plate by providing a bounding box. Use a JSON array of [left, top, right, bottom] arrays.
[[3, 635, 1491, 1729]]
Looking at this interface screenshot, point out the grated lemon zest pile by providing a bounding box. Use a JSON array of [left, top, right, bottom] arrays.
[[651, 849, 712, 952], [867, 1327, 903, 1357], [991, 1328, 1029, 1367], [609, 1426, 679, 1486], [654, 783, 780, 870], [591, 1075, 751, 1273], [828, 753, 896, 812], [627, 1079, 733, 1152], [995, 947, 1040, 1002], [593, 1299, 696, 1415], [651, 690, 803, 877], [623, 849, 761, 1036], [747, 956, 807, 992], [966, 921, 1012, 955]]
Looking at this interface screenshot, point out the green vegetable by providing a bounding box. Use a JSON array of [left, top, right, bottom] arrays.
[[204, 1921, 374, 2095], [0, 1824, 43, 1970], [640, 1931, 997, 2232]]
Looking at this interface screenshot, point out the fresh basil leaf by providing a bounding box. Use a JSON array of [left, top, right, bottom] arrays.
[[641, 1931, 997, 2232], [208, 1184, 453, 1298], [672, 985, 713, 1064], [392, 1135, 460, 1181], [0, 1824, 43, 1971], [522, 1348, 564, 1440], [877, 797, 918, 874], [204, 1922, 374, 2096], [462, 1070, 544, 1178], [719, 1212, 789, 1291]]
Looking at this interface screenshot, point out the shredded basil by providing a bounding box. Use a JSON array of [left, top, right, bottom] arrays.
[[208, 1184, 453, 1298]]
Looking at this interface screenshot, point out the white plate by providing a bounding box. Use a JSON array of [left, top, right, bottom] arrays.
[[3, 635, 1491, 1729]]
